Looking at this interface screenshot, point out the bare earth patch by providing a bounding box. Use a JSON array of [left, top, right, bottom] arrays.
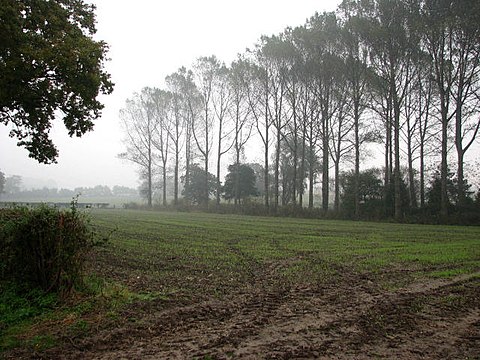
[[12, 266, 478, 360]]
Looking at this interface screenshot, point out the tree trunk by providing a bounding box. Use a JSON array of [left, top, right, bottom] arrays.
[[440, 103, 448, 218], [162, 165, 167, 207], [291, 87, 298, 206], [384, 97, 392, 216], [354, 101, 360, 220], [456, 148, 465, 208], [308, 160, 314, 209], [185, 130, 191, 198], [234, 151, 240, 206], [264, 144, 269, 209], [393, 96, 402, 221], [263, 85, 270, 209], [455, 104, 465, 208], [216, 138, 222, 206], [174, 143, 179, 205], [299, 129, 306, 208], [419, 141, 425, 208], [274, 127, 280, 210], [321, 111, 329, 213], [334, 160, 340, 213], [147, 157, 152, 208], [407, 134, 417, 209], [308, 122, 315, 209], [204, 109, 210, 208]]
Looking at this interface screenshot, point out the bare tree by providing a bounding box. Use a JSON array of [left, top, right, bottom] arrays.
[[415, 66, 438, 208], [192, 56, 218, 206], [306, 12, 344, 213], [362, 0, 420, 220], [212, 62, 234, 206], [151, 89, 171, 207], [118, 88, 158, 207], [256, 36, 291, 210], [329, 84, 355, 213], [165, 70, 187, 205], [338, 4, 373, 218], [229, 58, 254, 206], [246, 53, 272, 208]]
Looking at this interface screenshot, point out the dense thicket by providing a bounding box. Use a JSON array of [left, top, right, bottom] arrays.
[[120, 0, 480, 223]]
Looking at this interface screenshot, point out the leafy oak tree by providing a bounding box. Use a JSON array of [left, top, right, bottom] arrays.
[[0, 0, 113, 163]]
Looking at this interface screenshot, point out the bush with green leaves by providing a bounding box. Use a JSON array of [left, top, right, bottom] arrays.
[[0, 202, 96, 295]]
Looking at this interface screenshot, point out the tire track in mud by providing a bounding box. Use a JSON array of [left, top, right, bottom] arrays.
[[52, 271, 480, 359]]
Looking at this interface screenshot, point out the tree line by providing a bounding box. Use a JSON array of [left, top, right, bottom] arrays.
[[119, 0, 480, 222], [0, 173, 138, 200]]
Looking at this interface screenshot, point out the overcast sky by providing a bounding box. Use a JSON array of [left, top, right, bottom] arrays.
[[0, 0, 341, 189]]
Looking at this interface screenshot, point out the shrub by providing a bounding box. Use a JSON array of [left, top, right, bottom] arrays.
[[0, 201, 95, 295]]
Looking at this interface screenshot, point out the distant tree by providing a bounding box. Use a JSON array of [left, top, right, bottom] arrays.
[[278, 136, 317, 206], [304, 12, 345, 213], [426, 166, 474, 213], [212, 62, 234, 206], [58, 188, 75, 198], [363, 0, 420, 221], [92, 185, 112, 197], [341, 168, 383, 219], [0, 0, 113, 163], [167, 67, 201, 198], [0, 171, 5, 194], [150, 89, 171, 207], [475, 190, 480, 208], [181, 164, 217, 206], [337, 4, 374, 218], [426, 167, 458, 213], [112, 185, 138, 197], [384, 175, 410, 219], [165, 68, 191, 205], [229, 59, 254, 206], [246, 163, 266, 199], [223, 164, 258, 204], [192, 56, 218, 206], [260, 35, 289, 210], [4, 175, 22, 195], [245, 57, 272, 208]]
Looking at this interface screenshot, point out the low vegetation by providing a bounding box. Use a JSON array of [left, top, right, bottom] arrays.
[[0, 202, 97, 294]]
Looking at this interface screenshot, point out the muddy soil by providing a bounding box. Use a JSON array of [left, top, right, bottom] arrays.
[[10, 264, 479, 360]]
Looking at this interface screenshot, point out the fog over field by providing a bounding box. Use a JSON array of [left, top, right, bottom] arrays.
[[0, 0, 341, 189]]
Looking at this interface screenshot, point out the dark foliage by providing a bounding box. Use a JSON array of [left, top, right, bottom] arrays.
[[340, 169, 384, 220], [223, 163, 258, 203], [181, 164, 217, 206], [0, 201, 96, 295], [0, 0, 114, 163]]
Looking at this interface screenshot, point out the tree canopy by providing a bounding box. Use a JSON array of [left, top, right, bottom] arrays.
[[223, 163, 258, 203], [0, 0, 113, 163], [181, 164, 217, 206]]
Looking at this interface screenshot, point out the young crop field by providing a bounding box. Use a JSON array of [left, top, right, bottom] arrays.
[[3, 209, 480, 359]]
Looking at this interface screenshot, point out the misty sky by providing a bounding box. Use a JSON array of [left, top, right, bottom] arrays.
[[0, 0, 341, 189]]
